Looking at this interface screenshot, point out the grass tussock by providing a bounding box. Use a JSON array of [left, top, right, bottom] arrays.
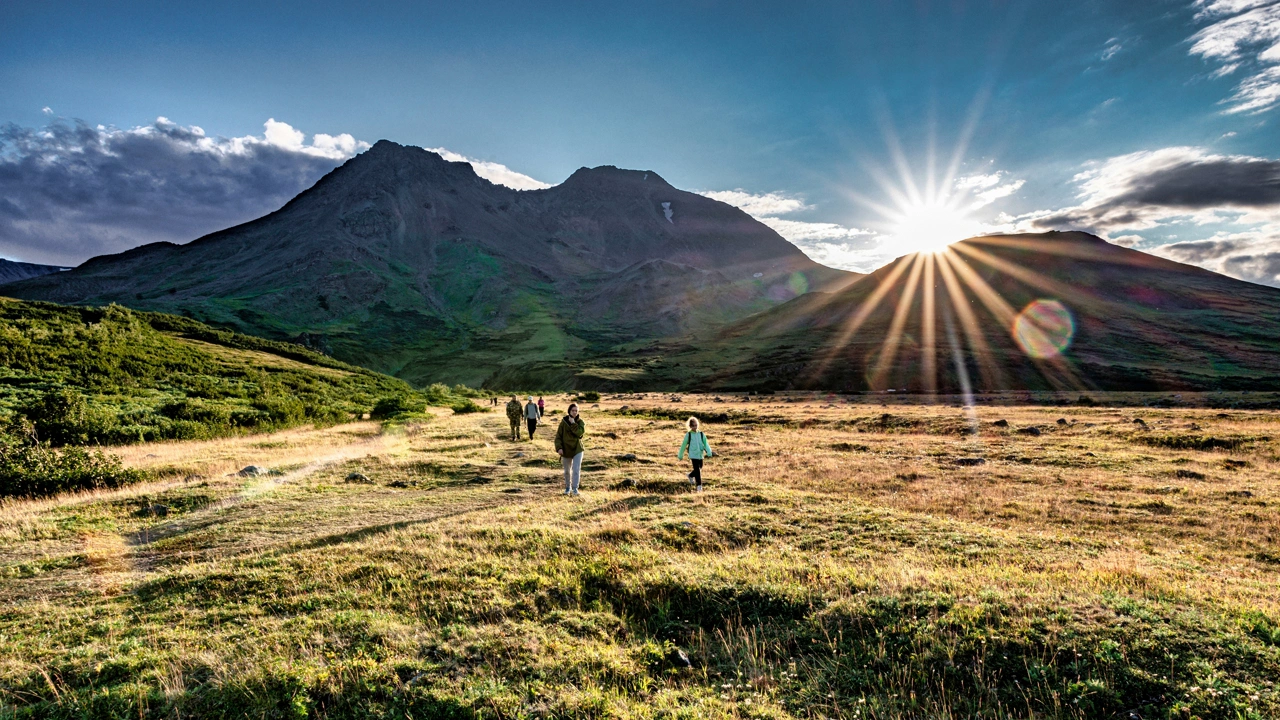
[[0, 393, 1277, 719]]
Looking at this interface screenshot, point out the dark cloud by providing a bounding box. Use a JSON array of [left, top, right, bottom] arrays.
[[0, 117, 364, 266], [1026, 148, 1280, 236], [1102, 157, 1280, 209], [1155, 237, 1280, 287]]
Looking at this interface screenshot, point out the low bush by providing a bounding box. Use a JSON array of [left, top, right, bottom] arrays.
[[371, 395, 426, 420], [450, 399, 485, 414], [0, 438, 146, 498]]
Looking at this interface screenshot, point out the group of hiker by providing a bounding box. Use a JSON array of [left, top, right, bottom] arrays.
[[501, 394, 713, 494]]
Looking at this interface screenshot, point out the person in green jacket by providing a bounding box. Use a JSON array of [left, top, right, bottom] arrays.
[[554, 403, 586, 496], [677, 416, 713, 492], [505, 396, 523, 441]]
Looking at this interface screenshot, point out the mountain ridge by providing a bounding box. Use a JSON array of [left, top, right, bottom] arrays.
[[651, 231, 1280, 392], [1, 141, 855, 387]]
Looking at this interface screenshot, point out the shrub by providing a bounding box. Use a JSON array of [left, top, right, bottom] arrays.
[[578, 391, 601, 403], [451, 399, 485, 414], [421, 384, 452, 405], [0, 438, 146, 498], [371, 395, 426, 420], [253, 396, 306, 426], [17, 388, 91, 446]]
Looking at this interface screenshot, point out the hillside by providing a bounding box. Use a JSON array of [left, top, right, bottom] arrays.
[[1, 395, 1276, 718], [1, 141, 854, 388], [0, 259, 66, 284], [656, 232, 1280, 392], [0, 298, 435, 447]]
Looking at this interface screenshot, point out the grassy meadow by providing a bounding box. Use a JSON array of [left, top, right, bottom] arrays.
[[1, 393, 1277, 719]]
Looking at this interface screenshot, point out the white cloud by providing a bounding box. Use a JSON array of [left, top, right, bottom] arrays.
[[696, 188, 878, 270], [698, 189, 812, 216], [955, 172, 1025, 209], [429, 148, 550, 190], [1102, 37, 1125, 61], [1109, 234, 1144, 247], [40, 106, 52, 115], [1189, 0, 1280, 113]]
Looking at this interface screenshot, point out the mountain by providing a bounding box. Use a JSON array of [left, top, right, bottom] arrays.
[[0, 141, 853, 388], [0, 259, 67, 284], [653, 232, 1280, 392]]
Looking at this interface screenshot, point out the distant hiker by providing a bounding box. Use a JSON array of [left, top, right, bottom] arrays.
[[677, 416, 713, 492], [555, 403, 586, 495], [537, 396, 545, 418], [506, 395, 523, 441], [524, 396, 541, 439]]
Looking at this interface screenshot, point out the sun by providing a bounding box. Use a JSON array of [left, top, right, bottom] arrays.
[[887, 200, 981, 255]]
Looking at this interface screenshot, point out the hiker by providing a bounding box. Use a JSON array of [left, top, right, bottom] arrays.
[[524, 396, 541, 439], [555, 402, 586, 495], [537, 395, 545, 418], [677, 416, 713, 492], [505, 395, 523, 441]]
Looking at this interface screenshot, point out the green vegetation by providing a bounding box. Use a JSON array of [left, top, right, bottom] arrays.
[[1, 395, 1276, 718], [0, 298, 488, 497], [0, 437, 144, 499]]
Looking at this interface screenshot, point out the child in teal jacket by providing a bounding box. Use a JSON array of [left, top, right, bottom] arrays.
[[677, 417, 713, 491]]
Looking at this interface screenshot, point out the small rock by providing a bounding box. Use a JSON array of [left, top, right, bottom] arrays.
[[1084, 452, 1096, 457], [513, 452, 526, 458], [468, 476, 494, 485], [617, 453, 638, 461], [345, 472, 372, 484], [667, 647, 692, 669], [387, 480, 411, 488], [1133, 418, 1147, 425], [1016, 426, 1042, 437], [619, 406, 630, 411], [954, 457, 986, 466], [1056, 418, 1067, 425], [603, 432, 619, 440], [992, 419, 1009, 427], [237, 465, 265, 477], [616, 478, 637, 489], [502, 487, 523, 494]]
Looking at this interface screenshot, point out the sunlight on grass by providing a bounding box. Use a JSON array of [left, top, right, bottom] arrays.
[[1, 393, 1277, 718]]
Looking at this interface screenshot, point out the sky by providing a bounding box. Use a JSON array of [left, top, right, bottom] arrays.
[[3, 0, 1280, 286]]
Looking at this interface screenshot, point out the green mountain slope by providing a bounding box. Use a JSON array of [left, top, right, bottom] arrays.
[[0, 298, 430, 445], [2, 141, 855, 388]]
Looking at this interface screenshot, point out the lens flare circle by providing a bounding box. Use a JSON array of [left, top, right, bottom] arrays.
[[1012, 299, 1074, 359]]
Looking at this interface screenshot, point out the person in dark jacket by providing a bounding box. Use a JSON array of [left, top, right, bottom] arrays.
[[505, 396, 523, 441], [554, 403, 586, 495]]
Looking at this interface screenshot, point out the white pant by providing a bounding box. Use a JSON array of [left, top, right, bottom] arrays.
[[562, 452, 583, 492]]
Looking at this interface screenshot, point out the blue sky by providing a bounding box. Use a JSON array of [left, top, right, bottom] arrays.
[[4, 0, 1280, 285]]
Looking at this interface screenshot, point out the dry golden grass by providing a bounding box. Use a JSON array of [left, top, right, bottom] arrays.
[[1, 393, 1277, 718]]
